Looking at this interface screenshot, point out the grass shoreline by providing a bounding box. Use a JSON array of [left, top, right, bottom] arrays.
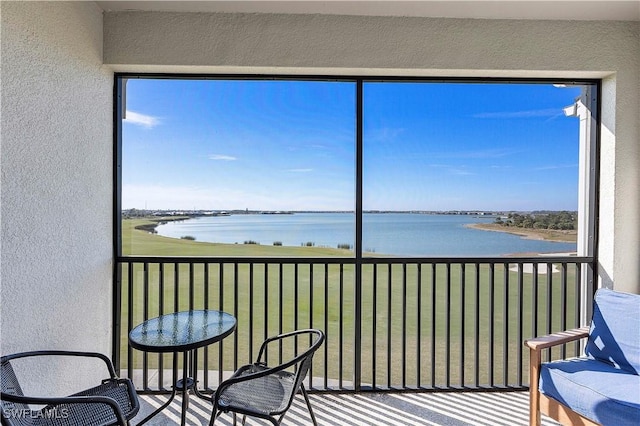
[[131, 215, 191, 233], [466, 222, 577, 243], [122, 218, 353, 257]]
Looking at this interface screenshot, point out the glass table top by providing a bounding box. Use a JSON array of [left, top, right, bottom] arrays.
[[129, 310, 236, 352]]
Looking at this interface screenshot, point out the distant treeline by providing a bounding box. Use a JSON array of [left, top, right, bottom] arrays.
[[494, 211, 577, 230]]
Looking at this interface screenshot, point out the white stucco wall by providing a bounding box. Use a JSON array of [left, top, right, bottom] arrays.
[[104, 12, 640, 294], [1, 1, 113, 392]]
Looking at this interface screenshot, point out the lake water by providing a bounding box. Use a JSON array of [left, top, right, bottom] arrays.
[[155, 213, 576, 256]]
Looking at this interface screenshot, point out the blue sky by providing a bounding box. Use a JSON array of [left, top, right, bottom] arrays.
[[122, 79, 583, 211]]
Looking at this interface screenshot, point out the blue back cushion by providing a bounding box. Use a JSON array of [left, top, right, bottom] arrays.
[[585, 288, 640, 375]]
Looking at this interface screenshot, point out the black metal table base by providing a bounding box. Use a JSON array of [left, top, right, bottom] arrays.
[[175, 377, 195, 391], [136, 350, 211, 426]]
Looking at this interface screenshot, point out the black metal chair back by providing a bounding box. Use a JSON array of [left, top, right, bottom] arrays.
[[0, 351, 140, 426], [1, 361, 32, 426], [210, 329, 325, 425]]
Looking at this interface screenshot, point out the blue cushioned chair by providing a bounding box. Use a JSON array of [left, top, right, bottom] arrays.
[[525, 288, 640, 426]]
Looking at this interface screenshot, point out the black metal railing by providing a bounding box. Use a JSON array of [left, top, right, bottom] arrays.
[[114, 256, 593, 393]]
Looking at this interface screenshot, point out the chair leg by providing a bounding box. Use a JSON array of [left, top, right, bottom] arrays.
[[300, 384, 318, 426], [209, 410, 220, 426], [529, 348, 542, 426]]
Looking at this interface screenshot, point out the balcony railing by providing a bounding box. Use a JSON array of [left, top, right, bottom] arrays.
[[114, 255, 593, 393]]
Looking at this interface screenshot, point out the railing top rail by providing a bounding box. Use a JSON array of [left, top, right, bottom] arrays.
[[117, 255, 593, 264]]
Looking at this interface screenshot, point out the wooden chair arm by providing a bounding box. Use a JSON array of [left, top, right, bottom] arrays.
[[524, 326, 590, 352]]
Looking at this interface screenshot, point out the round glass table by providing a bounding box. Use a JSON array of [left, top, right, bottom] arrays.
[[129, 310, 236, 425]]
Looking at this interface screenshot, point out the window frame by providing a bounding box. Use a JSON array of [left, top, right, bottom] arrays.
[[113, 73, 600, 262]]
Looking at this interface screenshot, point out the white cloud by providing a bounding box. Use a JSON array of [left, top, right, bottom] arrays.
[[124, 111, 160, 128], [533, 164, 578, 171], [472, 108, 562, 119], [209, 155, 237, 161], [287, 168, 313, 173], [430, 148, 515, 159], [448, 168, 475, 176], [428, 164, 475, 176], [121, 184, 351, 211], [368, 127, 405, 142]]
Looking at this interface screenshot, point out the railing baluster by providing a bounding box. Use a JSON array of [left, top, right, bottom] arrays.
[[324, 263, 329, 390], [532, 263, 539, 339], [308, 264, 314, 380], [417, 263, 422, 389], [402, 263, 407, 389], [202, 263, 208, 390], [278, 264, 283, 362], [159, 263, 165, 391], [249, 263, 254, 363], [474, 263, 480, 388], [503, 262, 509, 387], [113, 263, 123, 377], [189, 262, 194, 310], [431, 263, 437, 388], [218, 262, 224, 386], [203, 262, 209, 309], [339, 263, 344, 389], [372, 264, 378, 389], [127, 262, 134, 385], [143, 262, 149, 390], [233, 262, 239, 370], [445, 263, 451, 388], [546, 262, 553, 363], [187, 263, 194, 387], [294, 264, 299, 335], [575, 263, 582, 355], [174, 263, 180, 313], [561, 262, 568, 359], [387, 264, 392, 388], [517, 262, 524, 387], [309, 263, 314, 329], [265, 263, 270, 348], [488, 263, 495, 388], [460, 263, 465, 388]]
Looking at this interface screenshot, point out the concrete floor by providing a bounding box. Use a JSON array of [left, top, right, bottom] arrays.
[[132, 391, 560, 425]]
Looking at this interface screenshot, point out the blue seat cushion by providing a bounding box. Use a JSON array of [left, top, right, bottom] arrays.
[[585, 288, 640, 375], [540, 357, 640, 426]]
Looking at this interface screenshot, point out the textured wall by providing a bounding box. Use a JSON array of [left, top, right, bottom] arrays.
[[1, 1, 113, 392], [104, 12, 632, 76], [104, 11, 640, 293]]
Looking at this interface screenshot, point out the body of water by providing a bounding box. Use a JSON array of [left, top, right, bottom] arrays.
[[155, 213, 576, 256]]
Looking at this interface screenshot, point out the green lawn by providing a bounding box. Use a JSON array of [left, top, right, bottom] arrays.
[[119, 218, 584, 390], [121, 218, 352, 257]]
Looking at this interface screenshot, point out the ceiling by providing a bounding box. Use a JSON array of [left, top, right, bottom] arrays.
[[96, 1, 640, 21]]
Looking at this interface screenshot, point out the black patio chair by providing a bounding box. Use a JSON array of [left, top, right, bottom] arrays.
[[1, 350, 140, 426], [210, 329, 325, 426]]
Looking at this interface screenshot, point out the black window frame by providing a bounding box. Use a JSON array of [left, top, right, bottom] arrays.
[[114, 73, 600, 263]]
